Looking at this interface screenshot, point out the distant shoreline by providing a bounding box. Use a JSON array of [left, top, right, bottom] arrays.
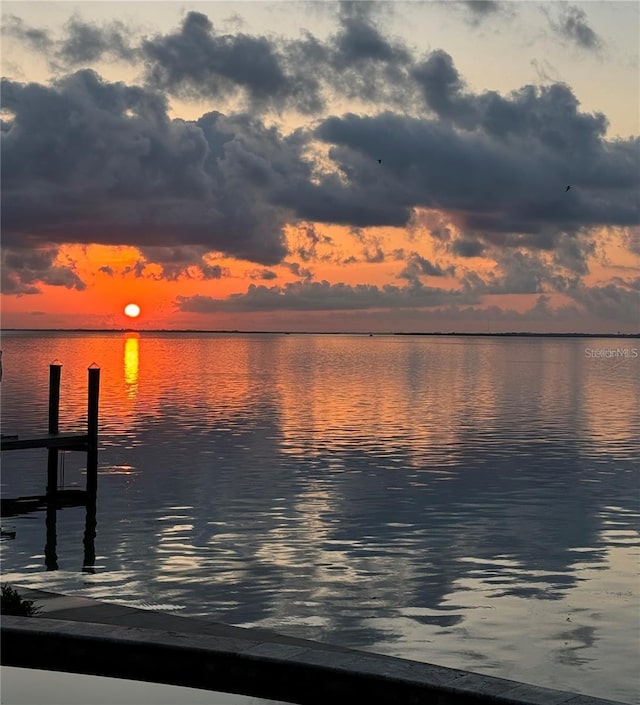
[[1, 329, 638, 338]]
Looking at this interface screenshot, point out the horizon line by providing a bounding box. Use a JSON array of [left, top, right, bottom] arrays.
[[1, 329, 639, 338]]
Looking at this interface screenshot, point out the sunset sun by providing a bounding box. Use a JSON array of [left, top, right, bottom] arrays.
[[124, 303, 141, 318]]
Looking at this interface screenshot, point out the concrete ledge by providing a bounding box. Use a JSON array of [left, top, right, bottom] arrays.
[[1, 616, 624, 705]]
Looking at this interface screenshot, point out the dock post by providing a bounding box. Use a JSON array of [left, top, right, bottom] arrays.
[[46, 362, 62, 497], [45, 504, 58, 571], [83, 364, 100, 571], [85, 364, 100, 501]]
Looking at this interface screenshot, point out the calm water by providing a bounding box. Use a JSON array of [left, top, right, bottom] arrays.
[[1, 332, 638, 703]]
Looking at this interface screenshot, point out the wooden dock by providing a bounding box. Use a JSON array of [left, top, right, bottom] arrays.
[[1, 362, 100, 500], [1, 363, 101, 570], [1, 432, 90, 452]]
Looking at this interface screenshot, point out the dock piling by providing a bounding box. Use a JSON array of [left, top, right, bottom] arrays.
[[86, 364, 100, 500], [46, 362, 62, 497]]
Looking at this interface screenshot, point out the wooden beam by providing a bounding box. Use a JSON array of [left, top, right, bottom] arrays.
[[1, 433, 90, 452]]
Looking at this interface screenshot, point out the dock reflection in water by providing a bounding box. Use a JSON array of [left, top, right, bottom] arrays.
[[0, 332, 638, 703]]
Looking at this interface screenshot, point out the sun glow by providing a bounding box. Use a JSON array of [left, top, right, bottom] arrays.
[[124, 303, 141, 318], [124, 334, 139, 398]]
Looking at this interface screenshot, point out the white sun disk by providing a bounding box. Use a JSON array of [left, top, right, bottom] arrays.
[[124, 303, 141, 318]]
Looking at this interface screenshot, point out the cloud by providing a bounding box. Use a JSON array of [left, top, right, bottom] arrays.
[[287, 222, 334, 263], [1, 15, 54, 54], [411, 50, 475, 124], [200, 263, 227, 280], [451, 238, 485, 258], [141, 11, 323, 114], [621, 226, 640, 255], [311, 97, 638, 241], [3, 7, 414, 114], [627, 276, 640, 292], [57, 16, 138, 65], [1, 71, 307, 265], [409, 209, 454, 243], [174, 274, 639, 328], [552, 233, 596, 275], [545, 4, 603, 52], [4, 51, 636, 289], [398, 252, 451, 281], [462, 0, 514, 27], [456, 246, 593, 300], [322, 1, 413, 106], [176, 279, 479, 314], [133, 246, 228, 280], [446, 1, 514, 30], [2, 14, 137, 68], [530, 58, 563, 85], [1, 247, 86, 294], [249, 268, 278, 281], [283, 261, 314, 281], [570, 283, 640, 323], [482, 249, 578, 295], [464, 1, 501, 20]]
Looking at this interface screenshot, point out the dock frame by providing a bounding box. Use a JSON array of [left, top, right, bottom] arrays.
[[1, 363, 101, 570], [1, 363, 100, 499]]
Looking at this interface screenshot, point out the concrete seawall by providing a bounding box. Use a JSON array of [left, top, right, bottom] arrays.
[[0, 588, 627, 705]]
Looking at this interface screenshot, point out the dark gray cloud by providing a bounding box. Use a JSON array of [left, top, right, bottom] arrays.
[[408, 210, 453, 245], [3, 55, 636, 293], [122, 260, 147, 278], [176, 279, 479, 314], [1, 247, 86, 294], [464, 0, 501, 18], [2, 15, 54, 54], [411, 50, 475, 125], [58, 16, 138, 65], [310, 78, 639, 240], [545, 4, 602, 52], [552, 233, 596, 275], [1, 70, 308, 265], [451, 238, 486, 258], [449, 1, 515, 29], [283, 262, 314, 281], [141, 11, 323, 114], [334, 1, 403, 65], [174, 269, 637, 328], [249, 268, 278, 281], [122, 246, 231, 281], [289, 223, 334, 262], [2, 14, 137, 68], [570, 283, 640, 323], [0, 6, 608, 124], [481, 250, 578, 295], [200, 263, 226, 279], [3, 7, 413, 113], [348, 228, 390, 264], [398, 252, 451, 281], [362, 244, 385, 263], [320, 1, 412, 106]]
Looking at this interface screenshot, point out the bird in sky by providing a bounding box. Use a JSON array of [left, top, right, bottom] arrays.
[[378, 159, 382, 164], [565, 185, 571, 192]]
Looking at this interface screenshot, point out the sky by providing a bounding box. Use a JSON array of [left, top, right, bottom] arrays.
[[1, 0, 639, 332]]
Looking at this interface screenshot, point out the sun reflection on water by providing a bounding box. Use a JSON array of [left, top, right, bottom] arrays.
[[123, 334, 139, 398]]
